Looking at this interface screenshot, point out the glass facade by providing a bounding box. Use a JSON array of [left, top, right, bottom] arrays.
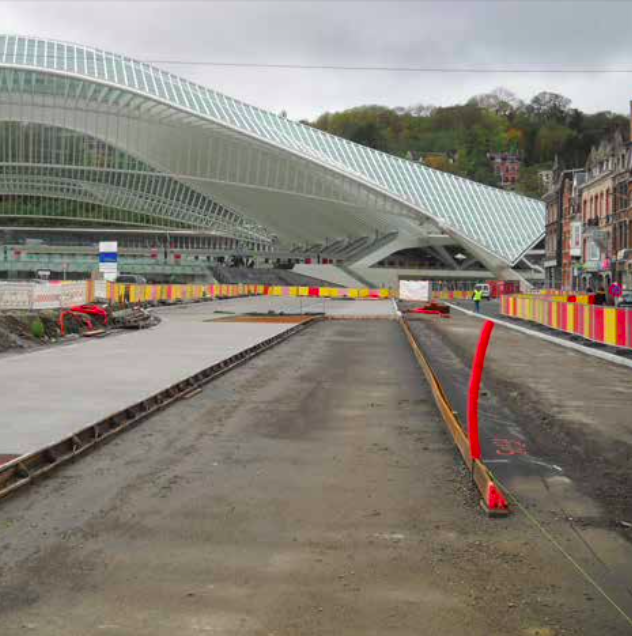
[[0, 122, 259, 236], [0, 35, 545, 264]]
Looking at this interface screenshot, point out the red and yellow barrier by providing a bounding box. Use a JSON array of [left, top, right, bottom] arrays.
[[105, 282, 393, 304], [517, 290, 592, 304], [433, 290, 472, 301], [501, 295, 632, 350]]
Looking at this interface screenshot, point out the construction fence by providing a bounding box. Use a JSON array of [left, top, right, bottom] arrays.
[[104, 282, 393, 304], [516, 291, 593, 304], [432, 289, 594, 304], [501, 294, 632, 350], [0, 281, 95, 311], [432, 290, 472, 301], [1, 280, 393, 310]]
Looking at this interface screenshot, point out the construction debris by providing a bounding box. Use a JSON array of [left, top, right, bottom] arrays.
[[111, 306, 160, 329]]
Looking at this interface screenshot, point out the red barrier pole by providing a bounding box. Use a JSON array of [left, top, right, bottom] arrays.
[[467, 320, 495, 461]]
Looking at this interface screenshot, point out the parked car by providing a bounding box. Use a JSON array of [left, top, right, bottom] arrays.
[[616, 290, 632, 308], [474, 283, 491, 299], [115, 274, 147, 285]]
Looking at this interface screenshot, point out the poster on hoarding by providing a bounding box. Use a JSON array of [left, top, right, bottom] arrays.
[[399, 280, 430, 301]]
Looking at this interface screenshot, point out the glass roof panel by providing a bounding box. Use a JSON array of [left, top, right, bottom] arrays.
[[0, 34, 545, 263]]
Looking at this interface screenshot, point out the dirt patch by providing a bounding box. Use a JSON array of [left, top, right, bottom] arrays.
[[0, 311, 61, 352], [0, 309, 101, 354]]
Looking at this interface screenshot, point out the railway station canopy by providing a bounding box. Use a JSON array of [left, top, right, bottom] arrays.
[[0, 35, 545, 275]]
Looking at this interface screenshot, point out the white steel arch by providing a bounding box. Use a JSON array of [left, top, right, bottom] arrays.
[[0, 34, 545, 274]]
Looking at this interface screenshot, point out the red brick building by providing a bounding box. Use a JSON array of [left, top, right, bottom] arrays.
[[487, 152, 521, 188]]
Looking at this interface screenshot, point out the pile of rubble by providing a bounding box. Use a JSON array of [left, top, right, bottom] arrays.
[[0, 304, 159, 354]]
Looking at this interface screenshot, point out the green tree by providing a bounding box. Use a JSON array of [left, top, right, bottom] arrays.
[[310, 90, 628, 190]]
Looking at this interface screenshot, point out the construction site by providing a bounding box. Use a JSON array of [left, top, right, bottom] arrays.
[[0, 33, 631, 635], [0, 283, 630, 635]]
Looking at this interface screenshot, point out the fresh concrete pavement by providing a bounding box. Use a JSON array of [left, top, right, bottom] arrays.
[[0, 297, 396, 458]]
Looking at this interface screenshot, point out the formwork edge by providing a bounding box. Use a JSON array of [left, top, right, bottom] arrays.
[[0, 316, 320, 503], [399, 317, 509, 517]]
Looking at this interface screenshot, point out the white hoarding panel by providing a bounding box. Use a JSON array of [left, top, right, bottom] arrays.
[[399, 280, 430, 301]]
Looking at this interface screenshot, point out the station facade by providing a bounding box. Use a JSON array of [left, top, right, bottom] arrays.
[[0, 35, 545, 287]]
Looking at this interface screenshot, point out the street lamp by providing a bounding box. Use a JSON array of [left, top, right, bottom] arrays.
[[453, 253, 468, 290]]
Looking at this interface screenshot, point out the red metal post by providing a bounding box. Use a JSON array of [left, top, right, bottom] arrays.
[[467, 320, 495, 461]]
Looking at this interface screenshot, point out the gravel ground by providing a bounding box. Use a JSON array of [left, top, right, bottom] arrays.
[[0, 321, 629, 635]]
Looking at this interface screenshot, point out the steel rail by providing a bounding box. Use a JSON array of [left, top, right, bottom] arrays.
[[0, 316, 319, 502]]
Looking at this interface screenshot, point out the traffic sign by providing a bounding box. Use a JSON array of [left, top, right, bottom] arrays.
[[609, 283, 622, 297]]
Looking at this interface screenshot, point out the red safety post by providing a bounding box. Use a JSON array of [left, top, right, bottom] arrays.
[[467, 320, 495, 461]]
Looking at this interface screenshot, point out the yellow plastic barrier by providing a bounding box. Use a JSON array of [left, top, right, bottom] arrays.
[[104, 282, 395, 304]]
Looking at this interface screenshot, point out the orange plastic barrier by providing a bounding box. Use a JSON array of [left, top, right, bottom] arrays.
[[501, 295, 632, 350]]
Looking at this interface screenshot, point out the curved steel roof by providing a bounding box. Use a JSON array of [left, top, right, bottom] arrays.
[[0, 34, 545, 264]]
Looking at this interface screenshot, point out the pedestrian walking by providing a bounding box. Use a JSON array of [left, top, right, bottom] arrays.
[[473, 287, 483, 313]]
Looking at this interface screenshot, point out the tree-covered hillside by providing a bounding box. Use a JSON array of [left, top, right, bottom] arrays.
[[309, 89, 629, 197]]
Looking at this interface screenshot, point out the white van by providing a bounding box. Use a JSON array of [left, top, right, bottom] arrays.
[[474, 283, 491, 299]]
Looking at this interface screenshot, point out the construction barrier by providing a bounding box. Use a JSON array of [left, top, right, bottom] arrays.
[[0, 281, 95, 311], [515, 291, 593, 304], [434, 289, 593, 304], [103, 282, 393, 304], [501, 295, 632, 350], [0, 280, 393, 310], [433, 290, 472, 301]]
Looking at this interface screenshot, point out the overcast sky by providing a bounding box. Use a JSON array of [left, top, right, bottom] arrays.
[[3, 1, 632, 120]]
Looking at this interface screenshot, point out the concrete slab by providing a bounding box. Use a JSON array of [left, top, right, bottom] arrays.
[[0, 310, 296, 456], [0, 297, 394, 458], [156, 296, 396, 319]]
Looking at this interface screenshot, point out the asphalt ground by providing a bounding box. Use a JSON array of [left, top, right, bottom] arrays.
[[402, 307, 632, 627], [0, 320, 630, 635]]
